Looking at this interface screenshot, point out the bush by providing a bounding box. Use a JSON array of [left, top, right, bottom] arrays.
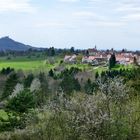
[[24, 74, 34, 88], [6, 90, 36, 113], [2, 77, 139, 140], [84, 79, 98, 94], [60, 75, 81, 94], [1, 67, 14, 75], [2, 73, 19, 99]]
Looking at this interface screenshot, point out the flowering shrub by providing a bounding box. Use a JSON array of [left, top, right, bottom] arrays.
[[30, 78, 41, 92], [9, 83, 24, 99], [0, 77, 140, 140]]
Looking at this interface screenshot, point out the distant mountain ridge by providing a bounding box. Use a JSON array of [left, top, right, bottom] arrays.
[[0, 36, 38, 51]]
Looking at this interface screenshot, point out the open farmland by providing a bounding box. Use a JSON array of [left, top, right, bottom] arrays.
[[0, 60, 51, 72], [0, 57, 59, 72], [0, 56, 135, 73]]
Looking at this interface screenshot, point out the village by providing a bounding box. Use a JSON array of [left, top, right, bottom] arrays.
[[64, 47, 140, 67]]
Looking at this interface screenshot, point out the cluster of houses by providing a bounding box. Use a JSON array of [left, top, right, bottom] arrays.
[[64, 54, 77, 64], [64, 47, 140, 66]]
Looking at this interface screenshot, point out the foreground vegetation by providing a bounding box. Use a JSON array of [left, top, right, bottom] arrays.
[[0, 49, 139, 140], [0, 63, 139, 139]]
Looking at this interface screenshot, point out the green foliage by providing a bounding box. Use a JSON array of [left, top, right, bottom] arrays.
[[95, 71, 99, 79], [0, 56, 140, 139], [70, 47, 75, 54], [1, 84, 140, 140], [24, 73, 34, 88], [1, 67, 14, 75], [37, 72, 49, 105], [109, 53, 116, 69], [59, 67, 81, 78], [0, 112, 26, 132], [86, 50, 89, 56], [48, 69, 54, 77], [84, 79, 98, 94], [2, 73, 18, 99], [60, 75, 81, 94], [60, 60, 63, 64], [47, 47, 55, 56], [6, 90, 36, 113], [39, 72, 48, 90]]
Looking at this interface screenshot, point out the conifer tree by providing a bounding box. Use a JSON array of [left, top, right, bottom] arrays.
[[109, 53, 116, 69], [2, 73, 18, 99]]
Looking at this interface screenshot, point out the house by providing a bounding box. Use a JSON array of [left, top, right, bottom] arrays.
[[82, 55, 108, 66], [116, 53, 134, 65], [82, 56, 95, 63], [84, 47, 138, 66], [64, 55, 77, 63], [87, 47, 97, 56]]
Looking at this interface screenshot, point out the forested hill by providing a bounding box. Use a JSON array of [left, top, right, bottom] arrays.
[[0, 36, 38, 51]]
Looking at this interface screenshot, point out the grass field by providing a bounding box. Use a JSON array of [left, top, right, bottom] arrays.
[[0, 56, 94, 72], [0, 60, 105, 74], [0, 56, 135, 73], [0, 57, 59, 72], [0, 60, 51, 71]]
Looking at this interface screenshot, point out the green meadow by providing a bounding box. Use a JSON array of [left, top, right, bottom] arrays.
[[0, 57, 58, 72], [0, 56, 134, 74], [0, 60, 50, 71]]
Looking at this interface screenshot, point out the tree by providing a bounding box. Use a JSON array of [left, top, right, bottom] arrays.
[[84, 79, 98, 94], [84, 79, 93, 94], [86, 50, 89, 56], [6, 89, 36, 113], [70, 47, 75, 54], [38, 72, 49, 105], [1, 67, 14, 75], [39, 73, 49, 94], [2, 73, 19, 99], [95, 71, 99, 79], [73, 78, 81, 91], [60, 75, 81, 94], [109, 53, 116, 69], [48, 69, 54, 77], [51, 47, 55, 56], [1, 68, 6, 75], [48, 47, 55, 56], [24, 73, 34, 88]]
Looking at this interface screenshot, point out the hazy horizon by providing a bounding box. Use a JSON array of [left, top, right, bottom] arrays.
[[0, 0, 140, 50]]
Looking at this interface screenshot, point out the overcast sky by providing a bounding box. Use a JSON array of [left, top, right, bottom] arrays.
[[0, 0, 140, 50]]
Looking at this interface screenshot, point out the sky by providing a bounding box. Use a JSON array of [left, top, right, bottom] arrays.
[[0, 0, 140, 50]]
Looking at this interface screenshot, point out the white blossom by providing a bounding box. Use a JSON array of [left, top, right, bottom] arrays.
[[30, 78, 41, 92], [9, 83, 24, 98]]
